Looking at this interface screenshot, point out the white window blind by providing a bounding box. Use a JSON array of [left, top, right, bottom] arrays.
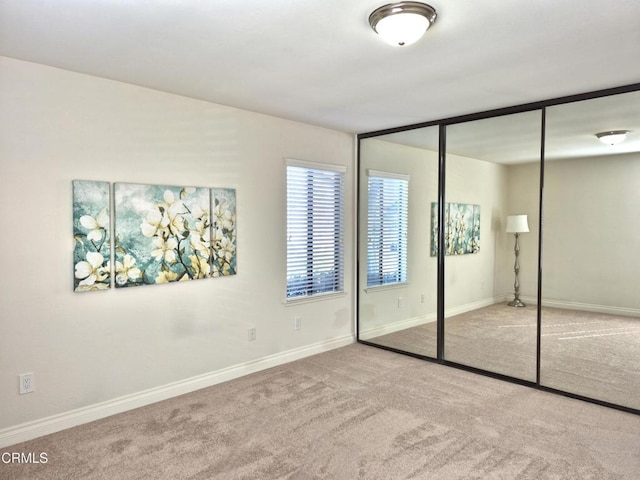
[[367, 170, 409, 287], [286, 161, 345, 299]]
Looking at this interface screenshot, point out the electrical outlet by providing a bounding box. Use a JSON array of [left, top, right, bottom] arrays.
[[248, 327, 256, 341], [398, 297, 404, 308], [421, 293, 425, 304], [19, 373, 34, 395], [294, 317, 302, 331]]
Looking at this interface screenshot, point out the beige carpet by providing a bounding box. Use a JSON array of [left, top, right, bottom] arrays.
[[2, 344, 640, 479], [370, 304, 640, 410]]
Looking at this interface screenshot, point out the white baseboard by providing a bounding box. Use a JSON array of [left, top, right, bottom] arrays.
[[511, 295, 538, 306], [540, 298, 640, 317], [506, 295, 640, 317], [359, 295, 511, 340], [0, 334, 355, 449], [359, 314, 436, 340], [445, 295, 507, 317]]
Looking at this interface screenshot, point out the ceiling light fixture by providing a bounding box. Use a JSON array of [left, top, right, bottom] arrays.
[[369, 2, 437, 47], [595, 130, 631, 146]]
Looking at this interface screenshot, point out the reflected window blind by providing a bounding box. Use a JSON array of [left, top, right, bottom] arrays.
[[367, 171, 409, 287], [286, 162, 345, 299]]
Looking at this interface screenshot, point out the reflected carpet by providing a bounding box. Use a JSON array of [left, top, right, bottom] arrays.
[[371, 304, 640, 409]]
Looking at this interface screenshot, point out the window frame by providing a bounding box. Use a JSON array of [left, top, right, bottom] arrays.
[[366, 169, 409, 289], [285, 159, 347, 302]]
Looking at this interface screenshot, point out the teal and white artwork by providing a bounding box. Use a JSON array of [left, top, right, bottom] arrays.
[[430, 202, 442, 257], [431, 202, 480, 256], [211, 188, 237, 277], [114, 183, 212, 287], [73, 180, 111, 292]]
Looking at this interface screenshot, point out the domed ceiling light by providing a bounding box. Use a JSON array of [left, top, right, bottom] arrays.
[[595, 130, 631, 146], [369, 2, 437, 47]]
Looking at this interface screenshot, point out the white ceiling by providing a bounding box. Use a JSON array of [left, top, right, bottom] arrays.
[[1, 0, 640, 135]]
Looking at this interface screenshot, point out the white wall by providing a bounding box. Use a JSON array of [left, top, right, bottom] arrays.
[[444, 153, 510, 311], [540, 154, 639, 311], [507, 153, 640, 312], [0, 57, 355, 441]]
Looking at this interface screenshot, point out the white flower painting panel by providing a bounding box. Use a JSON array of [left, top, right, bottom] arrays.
[[114, 183, 212, 287], [73, 180, 111, 292], [211, 188, 237, 277], [431, 202, 481, 256]]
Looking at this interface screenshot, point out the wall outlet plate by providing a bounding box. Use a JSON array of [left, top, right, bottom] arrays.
[[248, 327, 256, 341], [294, 317, 302, 331], [19, 373, 34, 394]]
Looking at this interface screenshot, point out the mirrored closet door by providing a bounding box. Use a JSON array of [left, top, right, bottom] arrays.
[[357, 82, 640, 414], [358, 126, 439, 358], [541, 90, 640, 409], [443, 111, 541, 381]]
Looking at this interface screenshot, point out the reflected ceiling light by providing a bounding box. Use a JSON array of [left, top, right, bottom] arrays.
[[595, 130, 630, 146], [369, 2, 437, 47]]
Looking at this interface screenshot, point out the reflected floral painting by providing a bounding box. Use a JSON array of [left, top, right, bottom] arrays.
[[431, 202, 480, 256], [211, 188, 237, 277], [73, 180, 111, 292], [114, 183, 211, 287]]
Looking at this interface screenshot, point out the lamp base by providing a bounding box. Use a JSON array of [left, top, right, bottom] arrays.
[[508, 298, 526, 308]]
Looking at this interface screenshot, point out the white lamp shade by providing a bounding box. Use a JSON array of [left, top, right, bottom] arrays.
[[506, 215, 529, 233], [375, 12, 430, 46]]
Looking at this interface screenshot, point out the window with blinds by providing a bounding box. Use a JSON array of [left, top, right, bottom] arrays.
[[367, 170, 409, 287], [286, 160, 346, 300]]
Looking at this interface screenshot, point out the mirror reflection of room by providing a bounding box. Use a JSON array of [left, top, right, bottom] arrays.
[[359, 126, 439, 358], [443, 111, 541, 382], [358, 88, 639, 413], [541, 91, 640, 410]]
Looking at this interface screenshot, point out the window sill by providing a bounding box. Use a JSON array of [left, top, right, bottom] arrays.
[[284, 291, 347, 306], [364, 282, 409, 294]]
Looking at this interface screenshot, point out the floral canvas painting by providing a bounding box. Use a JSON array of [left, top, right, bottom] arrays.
[[211, 188, 237, 277], [73, 180, 111, 292], [431, 202, 480, 256], [430, 202, 443, 257], [114, 183, 211, 287]]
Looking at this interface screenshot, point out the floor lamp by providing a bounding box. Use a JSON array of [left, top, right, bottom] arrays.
[[506, 215, 529, 307]]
